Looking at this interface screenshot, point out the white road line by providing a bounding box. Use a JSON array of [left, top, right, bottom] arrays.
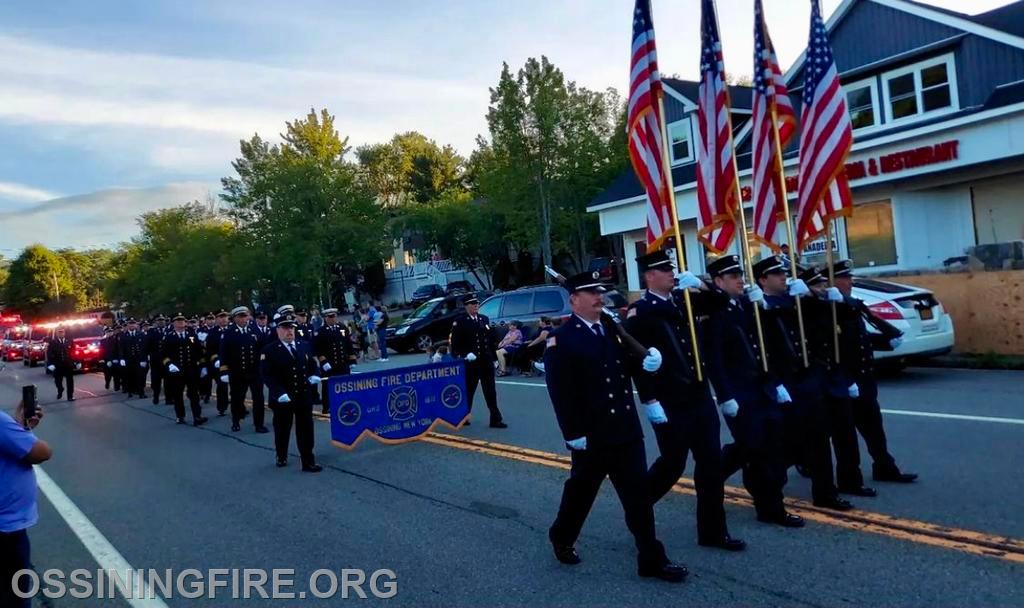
[[495, 380, 1024, 426], [34, 467, 170, 607]]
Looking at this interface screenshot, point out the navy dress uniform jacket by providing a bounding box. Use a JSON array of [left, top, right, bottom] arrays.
[[837, 297, 902, 381], [625, 290, 708, 405], [704, 290, 777, 406], [219, 324, 263, 379], [118, 330, 148, 362], [161, 331, 205, 373], [260, 341, 318, 406], [543, 316, 642, 449], [449, 314, 497, 363], [46, 338, 74, 371], [314, 324, 356, 374]]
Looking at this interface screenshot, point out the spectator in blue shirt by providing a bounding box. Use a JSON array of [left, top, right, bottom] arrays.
[[1, 400, 51, 608]]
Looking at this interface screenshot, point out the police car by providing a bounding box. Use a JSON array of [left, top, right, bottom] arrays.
[[852, 278, 954, 363]]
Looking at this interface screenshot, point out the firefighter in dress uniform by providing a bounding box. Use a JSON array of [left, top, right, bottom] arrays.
[[544, 271, 687, 582], [260, 313, 323, 472], [833, 260, 918, 485], [704, 255, 803, 528], [626, 250, 745, 551], [161, 313, 209, 426], [754, 257, 854, 511], [118, 319, 148, 399], [219, 306, 269, 434], [448, 294, 506, 428], [313, 308, 357, 415]]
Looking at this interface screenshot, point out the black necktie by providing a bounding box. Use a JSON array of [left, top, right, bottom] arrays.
[[591, 323, 604, 338]]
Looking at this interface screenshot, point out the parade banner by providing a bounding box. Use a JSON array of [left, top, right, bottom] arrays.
[[327, 361, 469, 450]]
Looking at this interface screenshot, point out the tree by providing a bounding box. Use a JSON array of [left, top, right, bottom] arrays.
[[399, 193, 506, 289], [356, 131, 465, 207], [57, 249, 117, 310], [221, 108, 391, 306], [2, 245, 76, 316], [474, 57, 626, 276]]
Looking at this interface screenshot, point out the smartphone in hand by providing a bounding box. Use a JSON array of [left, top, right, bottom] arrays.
[[22, 385, 38, 423]]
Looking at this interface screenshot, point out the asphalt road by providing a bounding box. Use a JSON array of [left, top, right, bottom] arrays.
[[1, 354, 1021, 607]]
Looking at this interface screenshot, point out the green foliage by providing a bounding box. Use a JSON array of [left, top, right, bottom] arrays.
[[56, 248, 118, 310], [221, 108, 392, 303], [356, 131, 465, 206], [2, 244, 76, 315], [473, 57, 626, 275], [106, 204, 243, 315]]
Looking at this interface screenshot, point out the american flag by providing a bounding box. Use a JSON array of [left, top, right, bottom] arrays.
[[750, 0, 797, 252], [696, 0, 738, 255], [627, 0, 673, 253], [796, 0, 854, 250]]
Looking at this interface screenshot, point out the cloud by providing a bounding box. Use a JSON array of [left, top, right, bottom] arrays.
[[0, 181, 61, 202], [0, 182, 215, 252]]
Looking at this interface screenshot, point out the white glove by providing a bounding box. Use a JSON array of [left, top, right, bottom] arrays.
[[200, 367, 208, 379], [120, 359, 126, 367], [890, 337, 903, 349], [720, 398, 740, 418], [308, 375, 322, 385], [47, 365, 56, 372], [643, 401, 669, 425], [565, 437, 587, 451], [167, 364, 180, 373], [787, 278, 810, 297], [106, 361, 113, 368], [213, 359, 220, 369], [848, 383, 860, 399], [825, 287, 843, 303], [140, 361, 148, 368], [322, 362, 332, 372], [197, 332, 208, 342], [745, 285, 765, 305], [219, 374, 229, 384], [775, 384, 793, 404], [74, 363, 82, 370], [642, 347, 663, 373], [674, 271, 703, 291], [277, 393, 291, 404], [466, 352, 477, 362]]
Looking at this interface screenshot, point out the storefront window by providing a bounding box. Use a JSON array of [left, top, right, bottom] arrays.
[[846, 200, 897, 268]]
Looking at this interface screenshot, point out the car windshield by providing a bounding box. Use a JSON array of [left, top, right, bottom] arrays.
[[63, 323, 105, 340], [414, 285, 438, 295], [30, 328, 48, 340], [6, 327, 29, 340], [408, 300, 440, 320]]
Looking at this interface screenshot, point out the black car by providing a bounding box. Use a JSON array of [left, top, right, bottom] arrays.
[[410, 284, 446, 307], [387, 294, 472, 353], [445, 280, 475, 295]]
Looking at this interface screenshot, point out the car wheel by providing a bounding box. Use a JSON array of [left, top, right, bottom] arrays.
[[415, 334, 433, 352]]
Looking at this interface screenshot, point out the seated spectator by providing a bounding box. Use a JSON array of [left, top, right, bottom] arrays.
[[495, 321, 524, 376], [514, 316, 556, 376]]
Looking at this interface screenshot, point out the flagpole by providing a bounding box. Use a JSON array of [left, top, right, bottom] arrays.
[[769, 106, 809, 367], [825, 218, 840, 363], [728, 165, 769, 374], [656, 96, 704, 382]]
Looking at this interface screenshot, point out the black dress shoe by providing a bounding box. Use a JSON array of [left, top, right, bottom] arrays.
[[152, 396, 159, 405], [873, 469, 918, 483], [231, 423, 241, 432], [176, 418, 186, 425], [838, 485, 877, 497], [139, 392, 147, 399], [217, 411, 226, 417], [814, 496, 854, 511], [67, 397, 76, 402], [758, 512, 806, 528], [489, 421, 508, 429], [193, 416, 208, 427], [276, 459, 288, 468], [551, 543, 581, 565], [638, 562, 688, 583], [698, 535, 747, 551], [255, 426, 270, 434], [56, 392, 63, 400], [301, 464, 323, 473]]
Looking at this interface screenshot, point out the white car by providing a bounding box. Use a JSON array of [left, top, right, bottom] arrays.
[[851, 278, 955, 362]]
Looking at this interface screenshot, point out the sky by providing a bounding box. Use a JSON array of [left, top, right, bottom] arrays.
[[0, 0, 1016, 254]]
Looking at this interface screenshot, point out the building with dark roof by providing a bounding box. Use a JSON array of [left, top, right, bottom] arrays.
[[590, 0, 1024, 293]]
